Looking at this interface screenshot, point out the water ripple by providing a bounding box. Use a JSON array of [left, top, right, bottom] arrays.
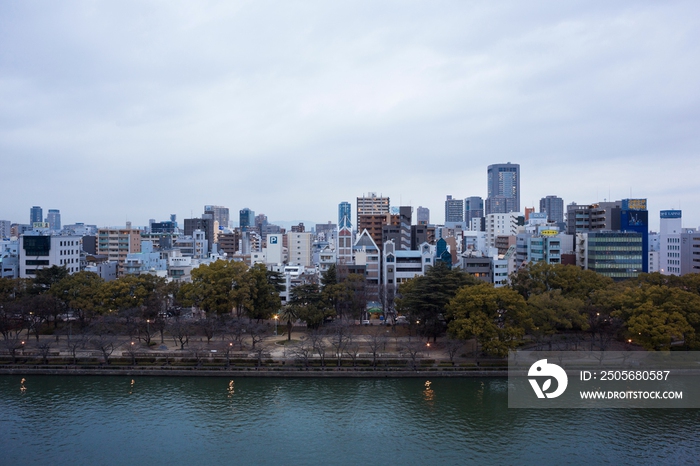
[[1, 376, 698, 465]]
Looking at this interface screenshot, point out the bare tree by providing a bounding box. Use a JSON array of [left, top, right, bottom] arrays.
[[367, 328, 387, 368], [329, 321, 351, 367], [310, 330, 328, 368], [37, 341, 52, 365], [198, 316, 219, 344], [190, 345, 207, 367], [290, 338, 313, 368], [445, 338, 464, 364], [401, 339, 424, 370], [65, 333, 89, 365], [125, 341, 139, 365], [92, 334, 119, 365], [251, 345, 269, 368], [222, 319, 246, 350], [247, 323, 267, 350], [344, 337, 361, 367], [137, 318, 156, 347], [168, 320, 193, 350], [2, 335, 25, 364]]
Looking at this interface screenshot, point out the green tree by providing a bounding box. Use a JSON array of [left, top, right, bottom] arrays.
[[279, 306, 299, 341], [32, 265, 69, 294], [526, 291, 586, 350], [50, 272, 104, 328], [245, 263, 282, 321], [510, 262, 613, 301], [395, 262, 477, 341], [610, 284, 700, 350], [447, 282, 529, 357], [181, 260, 249, 315], [288, 284, 334, 329]]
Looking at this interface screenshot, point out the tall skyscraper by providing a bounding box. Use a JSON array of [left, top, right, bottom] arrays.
[[30, 206, 43, 225], [46, 209, 61, 231], [445, 196, 464, 223], [464, 196, 483, 226], [204, 205, 230, 228], [416, 206, 430, 225], [338, 201, 352, 229], [356, 193, 389, 217], [239, 208, 254, 231], [539, 195, 564, 226], [485, 163, 520, 215]]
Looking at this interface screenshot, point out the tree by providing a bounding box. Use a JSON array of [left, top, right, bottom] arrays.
[[50, 272, 104, 328], [447, 282, 529, 357], [181, 260, 249, 315], [168, 319, 194, 350], [288, 284, 334, 329], [290, 338, 314, 368], [366, 327, 387, 368], [328, 320, 352, 367], [279, 306, 299, 341], [310, 330, 328, 368], [395, 262, 477, 341], [526, 291, 587, 350], [32, 265, 69, 294], [37, 341, 53, 365], [245, 264, 281, 321], [610, 284, 700, 350], [510, 262, 614, 301], [247, 322, 267, 349]]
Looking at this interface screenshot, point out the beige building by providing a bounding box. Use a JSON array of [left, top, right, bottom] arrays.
[[287, 231, 312, 267], [97, 227, 142, 275]]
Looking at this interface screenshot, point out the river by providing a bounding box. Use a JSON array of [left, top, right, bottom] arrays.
[[1, 375, 699, 465]]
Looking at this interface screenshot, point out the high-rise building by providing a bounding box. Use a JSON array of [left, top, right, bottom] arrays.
[[577, 231, 643, 281], [416, 206, 430, 226], [287, 231, 313, 267], [184, 217, 215, 251], [97, 227, 142, 275], [485, 163, 520, 215], [445, 196, 464, 223], [338, 201, 352, 229], [239, 208, 254, 231], [204, 205, 230, 228], [45, 209, 61, 231], [659, 210, 682, 275], [30, 206, 43, 225], [539, 195, 564, 226], [357, 193, 389, 217], [464, 197, 483, 226], [0, 220, 12, 239]]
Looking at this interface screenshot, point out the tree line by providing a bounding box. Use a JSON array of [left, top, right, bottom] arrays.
[[397, 261, 700, 356], [3, 260, 699, 359]]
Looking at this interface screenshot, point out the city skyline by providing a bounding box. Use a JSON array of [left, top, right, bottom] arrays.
[[1, 2, 699, 230]]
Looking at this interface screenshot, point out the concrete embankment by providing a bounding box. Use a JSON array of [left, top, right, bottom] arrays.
[[0, 366, 507, 378]]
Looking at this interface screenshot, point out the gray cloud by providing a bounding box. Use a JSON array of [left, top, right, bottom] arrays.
[[1, 1, 699, 230]]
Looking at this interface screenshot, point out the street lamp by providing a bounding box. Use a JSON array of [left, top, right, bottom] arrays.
[[274, 315, 279, 336]]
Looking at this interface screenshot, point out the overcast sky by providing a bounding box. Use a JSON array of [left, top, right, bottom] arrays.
[[1, 1, 699, 231]]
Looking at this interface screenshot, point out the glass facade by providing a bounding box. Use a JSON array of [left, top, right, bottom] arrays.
[[587, 232, 643, 280], [22, 236, 51, 256]]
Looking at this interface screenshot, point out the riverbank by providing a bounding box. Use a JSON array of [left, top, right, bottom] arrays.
[[0, 365, 507, 377]]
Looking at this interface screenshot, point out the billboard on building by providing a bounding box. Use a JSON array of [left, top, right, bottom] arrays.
[[622, 199, 647, 211], [660, 210, 682, 219]]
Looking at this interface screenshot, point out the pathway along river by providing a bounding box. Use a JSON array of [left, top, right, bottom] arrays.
[[2, 375, 699, 465]]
